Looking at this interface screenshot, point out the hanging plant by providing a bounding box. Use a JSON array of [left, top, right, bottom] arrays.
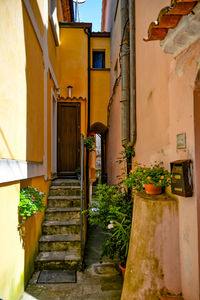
[[84, 132, 96, 152]]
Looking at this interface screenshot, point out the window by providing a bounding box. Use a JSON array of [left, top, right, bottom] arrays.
[[49, 0, 59, 46], [93, 51, 105, 69]]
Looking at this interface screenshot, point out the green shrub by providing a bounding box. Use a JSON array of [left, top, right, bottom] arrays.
[[19, 187, 45, 221]]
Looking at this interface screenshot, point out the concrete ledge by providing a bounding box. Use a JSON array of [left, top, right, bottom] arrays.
[[0, 159, 44, 183]]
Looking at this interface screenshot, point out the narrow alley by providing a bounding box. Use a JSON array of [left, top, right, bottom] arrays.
[[22, 225, 123, 300]]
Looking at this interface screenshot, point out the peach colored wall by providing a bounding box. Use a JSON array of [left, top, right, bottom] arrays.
[[135, 1, 200, 299], [106, 0, 123, 184], [104, 0, 200, 298]]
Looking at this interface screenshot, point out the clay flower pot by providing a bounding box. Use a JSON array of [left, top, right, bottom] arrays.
[[119, 262, 126, 277], [144, 184, 162, 195]]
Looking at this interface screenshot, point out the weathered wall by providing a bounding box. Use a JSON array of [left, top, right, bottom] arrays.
[[105, 0, 124, 184], [135, 1, 200, 298], [122, 192, 181, 299], [103, 0, 200, 298]]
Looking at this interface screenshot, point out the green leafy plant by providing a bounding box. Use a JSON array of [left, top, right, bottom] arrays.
[[125, 161, 171, 190], [84, 132, 95, 152], [19, 187, 45, 221], [83, 184, 133, 264]]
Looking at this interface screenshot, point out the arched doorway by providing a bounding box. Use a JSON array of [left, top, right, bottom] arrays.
[[89, 122, 108, 184]]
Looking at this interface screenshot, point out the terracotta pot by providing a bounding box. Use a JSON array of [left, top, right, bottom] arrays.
[[144, 184, 162, 195], [119, 263, 126, 277]]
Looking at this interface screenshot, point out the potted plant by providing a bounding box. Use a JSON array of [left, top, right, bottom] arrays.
[[84, 132, 96, 152], [125, 162, 171, 195], [18, 187, 46, 223]]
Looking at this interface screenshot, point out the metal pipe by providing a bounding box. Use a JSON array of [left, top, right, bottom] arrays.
[[129, 0, 136, 145], [120, 0, 130, 145], [80, 134, 84, 253]]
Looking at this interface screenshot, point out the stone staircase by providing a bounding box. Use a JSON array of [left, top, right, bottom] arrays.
[[35, 179, 82, 271]]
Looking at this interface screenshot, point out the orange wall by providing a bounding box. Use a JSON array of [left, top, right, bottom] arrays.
[[59, 27, 88, 99], [90, 36, 110, 127]]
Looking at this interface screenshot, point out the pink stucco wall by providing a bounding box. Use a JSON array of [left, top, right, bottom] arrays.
[[135, 1, 200, 297], [103, 0, 200, 298]]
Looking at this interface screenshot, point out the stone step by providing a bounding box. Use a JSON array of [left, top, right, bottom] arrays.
[[47, 196, 81, 208], [42, 220, 81, 235], [35, 251, 82, 271], [49, 186, 81, 197], [39, 234, 81, 252], [45, 207, 81, 221], [52, 179, 80, 186]]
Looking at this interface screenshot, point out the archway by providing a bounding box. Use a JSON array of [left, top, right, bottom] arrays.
[[89, 122, 108, 185]]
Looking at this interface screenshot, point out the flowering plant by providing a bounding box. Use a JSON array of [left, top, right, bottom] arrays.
[[125, 162, 171, 190], [19, 187, 45, 221], [84, 132, 95, 152], [83, 184, 132, 263]]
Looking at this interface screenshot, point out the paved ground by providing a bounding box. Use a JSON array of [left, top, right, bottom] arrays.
[[21, 225, 123, 300]]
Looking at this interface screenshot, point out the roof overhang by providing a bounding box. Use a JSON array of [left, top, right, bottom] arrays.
[[144, 0, 199, 42], [144, 0, 200, 56]]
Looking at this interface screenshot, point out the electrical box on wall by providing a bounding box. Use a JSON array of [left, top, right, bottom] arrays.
[[170, 160, 193, 197]]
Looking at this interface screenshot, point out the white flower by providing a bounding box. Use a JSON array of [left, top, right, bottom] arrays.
[[108, 223, 114, 229], [110, 220, 114, 224]]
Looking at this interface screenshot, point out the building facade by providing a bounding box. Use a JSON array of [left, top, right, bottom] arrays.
[[0, 1, 110, 299], [102, 0, 200, 299]]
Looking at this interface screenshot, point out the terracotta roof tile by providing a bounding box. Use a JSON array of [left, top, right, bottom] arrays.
[[144, 0, 199, 41]]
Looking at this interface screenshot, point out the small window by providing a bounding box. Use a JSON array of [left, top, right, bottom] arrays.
[[93, 51, 105, 69]]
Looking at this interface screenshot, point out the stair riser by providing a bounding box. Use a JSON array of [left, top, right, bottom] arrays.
[[49, 189, 80, 196], [35, 260, 82, 271], [39, 241, 81, 252], [43, 225, 80, 235], [45, 211, 80, 221], [47, 199, 80, 208], [52, 182, 80, 187]]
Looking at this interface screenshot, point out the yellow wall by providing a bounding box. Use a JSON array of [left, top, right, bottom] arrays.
[[90, 37, 110, 127], [90, 70, 110, 126], [0, 1, 27, 161], [29, 0, 44, 37], [23, 4, 44, 162], [0, 177, 49, 300], [90, 37, 110, 69], [59, 27, 88, 98], [0, 182, 24, 300], [0, 1, 44, 162]]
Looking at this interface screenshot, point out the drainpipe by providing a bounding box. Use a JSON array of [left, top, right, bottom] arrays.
[[84, 26, 91, 208], [120, 0, 130, 146], [129, 0, 136, 145]]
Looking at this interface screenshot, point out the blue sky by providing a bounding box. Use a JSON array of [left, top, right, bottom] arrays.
[[74, 0, 102, 32]]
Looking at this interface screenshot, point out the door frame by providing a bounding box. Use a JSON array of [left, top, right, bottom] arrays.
[[57, 101, 81, 175]]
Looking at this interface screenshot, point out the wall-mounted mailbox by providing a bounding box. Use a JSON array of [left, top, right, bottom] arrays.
[[170, 160, 193, 197]]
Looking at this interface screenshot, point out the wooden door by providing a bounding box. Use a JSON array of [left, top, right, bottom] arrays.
[[57, 102, 81, 174]]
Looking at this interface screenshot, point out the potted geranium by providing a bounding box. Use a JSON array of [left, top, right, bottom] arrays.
[[126, 162, 171, 195], [18, 187, 46, 222], [84, 132, 95, 152]]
